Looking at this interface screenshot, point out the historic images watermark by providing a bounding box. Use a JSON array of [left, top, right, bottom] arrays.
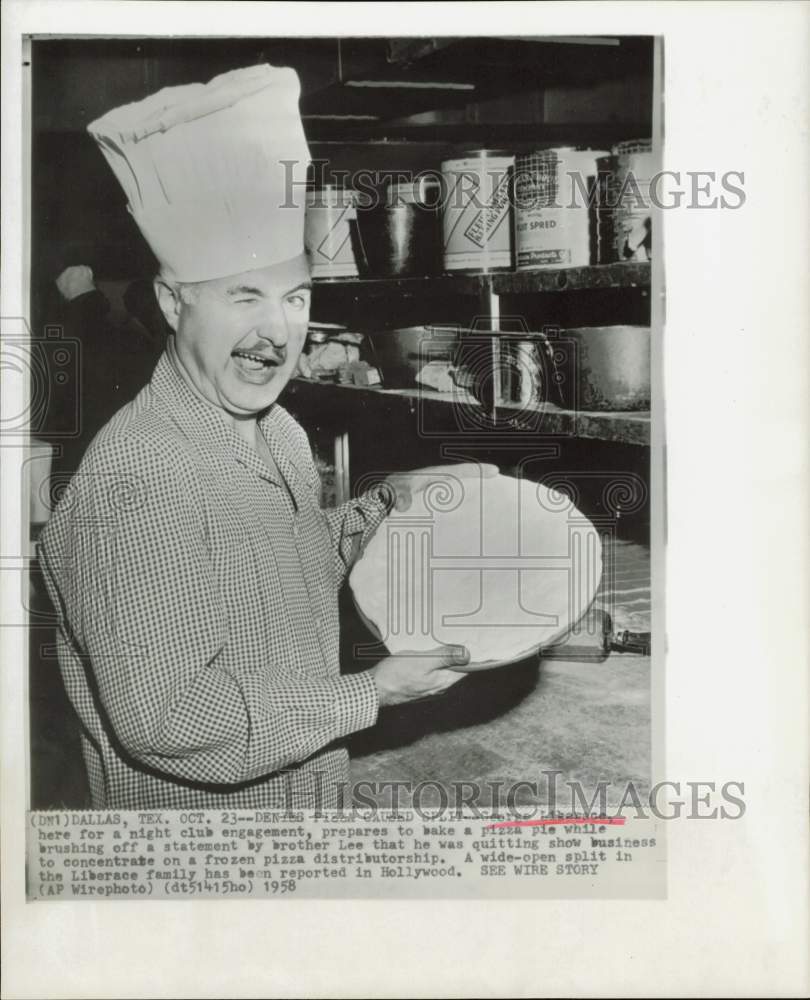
[[284, 161, 747, 212], [265, 773, 747, 821]]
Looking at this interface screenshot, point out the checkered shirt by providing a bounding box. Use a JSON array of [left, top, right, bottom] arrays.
[[38, 351, 389, 810]]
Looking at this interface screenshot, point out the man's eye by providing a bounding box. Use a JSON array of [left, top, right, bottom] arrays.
[[285, 293, 310, 310], [235, 298, 258, 306]]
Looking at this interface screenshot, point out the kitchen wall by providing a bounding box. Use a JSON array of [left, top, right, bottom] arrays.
[[31, 37, 651, 290]]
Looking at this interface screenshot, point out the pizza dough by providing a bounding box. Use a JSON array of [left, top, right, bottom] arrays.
[[349, 471, 602, 670]]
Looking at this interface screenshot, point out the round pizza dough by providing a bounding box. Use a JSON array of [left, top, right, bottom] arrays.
[[349, 471, 602, 670]]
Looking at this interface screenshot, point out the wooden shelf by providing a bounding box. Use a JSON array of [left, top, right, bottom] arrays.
[[286, 378, 649, 447], [312, 273, 489, 301], [310, 263, 651, 305], [307, 122, 652, 145], [493, 261, 651, 294]]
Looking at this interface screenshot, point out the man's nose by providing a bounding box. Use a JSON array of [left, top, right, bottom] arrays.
[[254, 300, 290, 347]]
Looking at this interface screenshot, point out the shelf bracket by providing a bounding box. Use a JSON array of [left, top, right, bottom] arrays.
[[334, 430, 351, 505], [486, 282, 502, 417]]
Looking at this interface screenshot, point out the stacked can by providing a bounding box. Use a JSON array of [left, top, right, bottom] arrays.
[[513, 147, 608, 270], [594, 139, 655, 263], [441, 150, 515, 272]]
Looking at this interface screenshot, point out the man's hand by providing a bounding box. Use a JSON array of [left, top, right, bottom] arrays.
[[385, 461, 499, 512], [370, 645, 470, 707], [56, 265, 96, 302]]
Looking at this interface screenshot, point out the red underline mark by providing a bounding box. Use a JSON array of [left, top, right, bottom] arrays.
[[484, 816, 626, 830]]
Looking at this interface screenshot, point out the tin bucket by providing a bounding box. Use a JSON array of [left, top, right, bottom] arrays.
[[353, 202, 441, 278], [305, 186, 359, 279], [365, 324, 459, 388], [556, 325, 651, 411], [453, 330, 560, 414], [441, 150, 515, 272], [499, 337, 547, 405], [514, 148, 608, 270]]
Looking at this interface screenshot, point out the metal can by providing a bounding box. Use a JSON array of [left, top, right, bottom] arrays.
[[441, 150, 515, 272], [499, 337, 545, 406], [304, 186, 358, 279], [513, 148, 608, 270], [558, 325, 651, 411], [595, 140, 655, 263]]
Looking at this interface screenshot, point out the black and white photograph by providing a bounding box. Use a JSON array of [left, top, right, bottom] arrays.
[[2, 2, 808, 998], [26, 33, 659, 827]]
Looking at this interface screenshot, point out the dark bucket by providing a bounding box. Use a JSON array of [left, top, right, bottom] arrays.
[[352, 203, 442, 278]]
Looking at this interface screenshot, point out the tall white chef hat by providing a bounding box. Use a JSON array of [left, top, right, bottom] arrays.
[[87, 64, 311, 283]]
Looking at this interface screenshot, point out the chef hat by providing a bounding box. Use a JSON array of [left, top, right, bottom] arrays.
[[88, 64, 311, 283]]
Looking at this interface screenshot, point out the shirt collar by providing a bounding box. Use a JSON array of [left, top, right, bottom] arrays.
[[150, 347, 305, 486]]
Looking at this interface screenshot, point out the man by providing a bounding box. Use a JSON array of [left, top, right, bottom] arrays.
[[38, 64, 491, 810]]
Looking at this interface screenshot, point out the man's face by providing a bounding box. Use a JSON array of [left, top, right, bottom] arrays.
[[163, 254, 312, 417]]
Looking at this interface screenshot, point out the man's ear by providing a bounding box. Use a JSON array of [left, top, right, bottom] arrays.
[[153, 277, 183, 332]]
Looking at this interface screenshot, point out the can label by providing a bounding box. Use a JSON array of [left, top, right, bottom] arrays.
[[442, 155, 514, 271], [596, 148, 655, 262], [612, 151, 654, 260], [305, 190, 358, 278], [514, 149, 607, 271], [519, 246, 572, 267]]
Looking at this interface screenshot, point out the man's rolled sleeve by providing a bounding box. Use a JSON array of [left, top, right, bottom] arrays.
[[238, 669, 379, 781], [331, 669, 379, 736], [324, 486, 390, 582]]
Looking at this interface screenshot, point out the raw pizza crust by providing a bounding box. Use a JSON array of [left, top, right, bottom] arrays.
[[349, 472, 602, 670]]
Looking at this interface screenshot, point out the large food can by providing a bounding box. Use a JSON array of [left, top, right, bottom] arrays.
[[441, 150, 515, 272], [304, 186, 359, 279], [557, 325, 651, 411], [595, 139, 655, 263], [513, 148, 608, 270]]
